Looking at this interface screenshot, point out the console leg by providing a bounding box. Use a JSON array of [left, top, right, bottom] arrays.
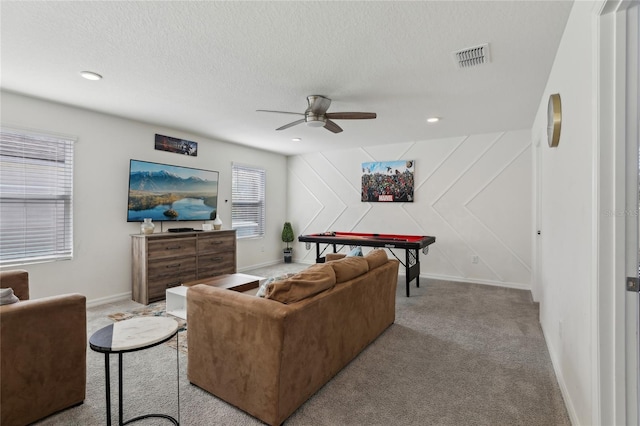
[[104, 353, 111, 426]]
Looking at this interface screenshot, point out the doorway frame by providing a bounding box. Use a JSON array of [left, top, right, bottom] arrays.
[[595, 1, 639, 424]]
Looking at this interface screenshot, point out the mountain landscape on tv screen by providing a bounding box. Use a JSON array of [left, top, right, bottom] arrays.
[[127, 168, 218, 221], [129, 170, 215, 192]]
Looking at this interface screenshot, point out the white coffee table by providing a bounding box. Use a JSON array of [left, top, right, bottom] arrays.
[[166, 286, 188, 319], [166, 273, 264, 320]]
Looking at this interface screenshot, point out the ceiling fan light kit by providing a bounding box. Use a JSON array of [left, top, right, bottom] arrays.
[[258, 95, 376, 134], [80, 71, 102, 81], [305, 117, 326, 127]]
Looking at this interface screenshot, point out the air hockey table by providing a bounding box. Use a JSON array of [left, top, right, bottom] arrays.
[[298, 231, 436, 297]]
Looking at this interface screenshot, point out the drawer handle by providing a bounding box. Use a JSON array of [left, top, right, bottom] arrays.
[[166, 263, 181, 268], [209, 241, 223, 245], [166, 245, 182, 250], [210, 256, 223, 261], [166, 282, 181, 288]]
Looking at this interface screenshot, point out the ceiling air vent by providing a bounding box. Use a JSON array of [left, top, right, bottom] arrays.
[[453, 43, 491, 69]]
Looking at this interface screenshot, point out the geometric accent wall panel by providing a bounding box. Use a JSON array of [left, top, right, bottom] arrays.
[[287, 129, 533, 289]]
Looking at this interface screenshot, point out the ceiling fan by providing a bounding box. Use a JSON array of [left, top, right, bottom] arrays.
[[257, 95, 376, 134]]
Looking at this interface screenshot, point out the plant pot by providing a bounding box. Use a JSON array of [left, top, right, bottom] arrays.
[[283, 249, 292, 263]]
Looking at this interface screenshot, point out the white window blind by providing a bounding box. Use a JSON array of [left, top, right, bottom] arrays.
[[0, 128, 74, 266], [231, 164, 265, 239]]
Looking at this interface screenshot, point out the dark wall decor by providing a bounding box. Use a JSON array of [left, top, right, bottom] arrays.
[[361, 160, 414, 202], [154, 133, 198, 156]]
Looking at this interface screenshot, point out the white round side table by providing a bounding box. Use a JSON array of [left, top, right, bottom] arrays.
[[90, 316, 180, 425]]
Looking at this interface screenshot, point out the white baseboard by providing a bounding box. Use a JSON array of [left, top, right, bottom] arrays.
[[238, 259, 315, 272], [540, 323, 579, 425], [87, 292, 131, 308], [237, 259, 285, 271], [407, 272, 531, 291]]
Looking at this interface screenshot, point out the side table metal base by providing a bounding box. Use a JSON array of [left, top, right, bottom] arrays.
[[123, 414, 178, 425], [90, 317, 181, 426]]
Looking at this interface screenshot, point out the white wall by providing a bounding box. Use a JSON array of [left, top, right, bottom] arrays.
[[1, 91, 288, 305], [287, 130, 533, 289], [530, 1, 598, 424]]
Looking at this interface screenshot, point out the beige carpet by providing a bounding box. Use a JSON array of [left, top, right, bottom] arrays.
[[34, 264, 570, 426]]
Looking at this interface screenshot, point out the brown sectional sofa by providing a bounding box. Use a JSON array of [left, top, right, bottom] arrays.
[[187, 249, 399, 425]]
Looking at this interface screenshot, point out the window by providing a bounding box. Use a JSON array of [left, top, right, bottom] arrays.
[[0, 128, 74, 266], [231, 164, 265, 239]]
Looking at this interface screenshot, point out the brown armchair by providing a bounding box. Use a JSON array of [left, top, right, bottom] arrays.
[[0, 269, 87, 426]]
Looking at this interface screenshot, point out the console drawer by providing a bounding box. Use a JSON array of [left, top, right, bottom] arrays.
[[197, 234, 235, 254], [148, 237, 196, 259], [148, 256, 196, 280], [197, 251, 236, 279], [148, 273, 196, 302]]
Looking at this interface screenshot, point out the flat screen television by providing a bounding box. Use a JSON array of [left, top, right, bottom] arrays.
[[127, 159, 219, 222]]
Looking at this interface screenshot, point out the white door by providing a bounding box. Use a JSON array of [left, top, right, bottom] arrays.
[[598, 1, 639, 423], [625, 3, 640, 424]]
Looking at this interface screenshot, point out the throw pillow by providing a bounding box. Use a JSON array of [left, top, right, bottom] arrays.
[[256, 273, 297, 297], [0, 288, 19, 305], [365, 249, 389, 270], [266, 264, 336, 304], [256, 278, 274, 297], [346, 246, 363, 257]]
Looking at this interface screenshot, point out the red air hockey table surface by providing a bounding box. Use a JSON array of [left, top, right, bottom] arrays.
[[298, 232, 436, 297]]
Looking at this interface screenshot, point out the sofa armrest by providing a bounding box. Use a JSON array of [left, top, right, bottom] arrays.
[[187, 285, 290, 425], [0, 293, 86, 426], [0, 269, 29, 300]]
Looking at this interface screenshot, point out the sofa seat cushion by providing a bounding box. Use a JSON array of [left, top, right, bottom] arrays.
[[330, 256, 369, 283], [266, 264, 336, 304], [365, 249, 389, 270]]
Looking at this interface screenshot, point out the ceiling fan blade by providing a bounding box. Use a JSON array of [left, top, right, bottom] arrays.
[[276, 118, 305, 131], [325, 112, 377, 120], [324, 120, 343, 133], [257, 109, 305, 116], [307, 95, 331, 115]]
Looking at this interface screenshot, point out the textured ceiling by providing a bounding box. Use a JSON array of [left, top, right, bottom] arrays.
[[1, 1, 573, 156]]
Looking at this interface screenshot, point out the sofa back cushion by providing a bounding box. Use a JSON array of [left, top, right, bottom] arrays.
[[330, 256, 369, 283], [365, 249, 389, 270], [266, 263, 336, 304]]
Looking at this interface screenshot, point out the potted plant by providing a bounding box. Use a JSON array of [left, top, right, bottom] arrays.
[[281, 222, 294, 263]]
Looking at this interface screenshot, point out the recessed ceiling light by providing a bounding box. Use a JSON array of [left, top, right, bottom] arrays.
[[426, 117, 440, 123], [292, 138, 302, 142], [80, 71, 102, 81]]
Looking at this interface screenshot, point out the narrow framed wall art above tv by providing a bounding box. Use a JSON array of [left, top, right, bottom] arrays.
[[127, 159, 219, 222]]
